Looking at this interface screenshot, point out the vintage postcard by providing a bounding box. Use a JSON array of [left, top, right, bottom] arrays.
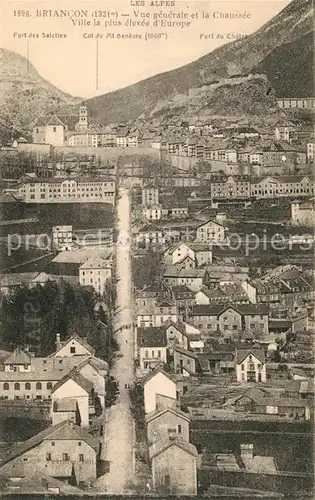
[[0, 0, 313, 496]]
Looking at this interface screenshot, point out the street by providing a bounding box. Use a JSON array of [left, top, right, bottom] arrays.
[[96, 187, 135, 493]]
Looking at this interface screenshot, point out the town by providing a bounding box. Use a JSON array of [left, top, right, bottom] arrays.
[[0, 6, 314, 498]]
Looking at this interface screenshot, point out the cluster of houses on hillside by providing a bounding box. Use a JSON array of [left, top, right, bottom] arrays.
[[0, 335, 108, 487], [28, 108, 314, 172], [134, 232, 314, 425]]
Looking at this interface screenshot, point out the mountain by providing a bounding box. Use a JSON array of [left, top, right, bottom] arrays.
[[255, 32, 314, 98], [0, 49, 80, 141], [86, 0, 313, 123]]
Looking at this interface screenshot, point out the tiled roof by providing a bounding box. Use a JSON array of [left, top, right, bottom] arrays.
[[0, 273, 39, 288], [143, 368, 176, 386], [52, 247, 112, 264], [137, 327, 167, 348], [145, 406, 190, 424], [191, 303, 269, 317], [52, 334, 95, 356], [4, 348, 31, 365], [235, 347, 265, 365], [149, 438, 197, 459], [51, 371, 93, 394], [79, 256, 110, 270]]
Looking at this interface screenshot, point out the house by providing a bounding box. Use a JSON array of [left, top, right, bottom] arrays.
[[162, 204, 188, 219], [135, 283, 163, 312], [0, 273, 39, 295], [236, 390, 311, 420], [144, 369, 177, 414], [32, 115, 65, 146], [52, 225, 73, 251], [171, 255, 196, 271], [174, 347, 199, 376], [51, 372, 93, 426], [135, 223, 165, 248], [197, 350, 235, 375], [195, 284, 249, 306], [164, 243, 195, 266], [146, 407, 190, 444], [190, 303, 269, 339], [235, 347, 266, 383], [0, 470, 85, 495], [79, 257, 112, 295], [51, 399, 79, 426], [149, 439, 198, 495], [137, 301, 178, 328], [3, 348, 32, 372], [73, 356, 108, 409], [52, 334, 95, 358], [189, 243, 213, 266], [142, 184, 159, 207], [195, 219, 226, 244], [209, 175, 251, 200], [171, 286, 195, 313], [137, 327, 168, 372], [291, 199, 315, 226], [0, 420, 98, 484], [163, 267, 210, 292], [161, 321, 187, 350], [143, 205, 162, 221], [289, 367, 309, 381]]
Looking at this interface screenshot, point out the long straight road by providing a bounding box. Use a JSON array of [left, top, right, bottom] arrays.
[[97, 187, 135, 493]]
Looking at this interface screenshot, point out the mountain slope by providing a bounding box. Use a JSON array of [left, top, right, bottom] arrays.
[[86, 0, 313, 123], [256, 31, 314, 98], [0, 49, 80, 140]]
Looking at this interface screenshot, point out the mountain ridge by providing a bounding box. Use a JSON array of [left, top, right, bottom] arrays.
[[85, 0, 313, 123]]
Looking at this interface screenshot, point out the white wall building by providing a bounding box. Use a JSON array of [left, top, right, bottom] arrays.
[[144, 369, 177, 414], [32, 115, 65, 146], [21, 177, 116, 205], [235, 348, 266, 383], [79, 256, 112, 295]]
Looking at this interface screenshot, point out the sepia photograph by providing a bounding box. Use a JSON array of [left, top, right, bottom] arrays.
[[0, 0, 313, 497]]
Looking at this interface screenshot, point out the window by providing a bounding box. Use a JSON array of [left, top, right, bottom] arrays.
[[177, 424, 182, 434], [36, 382, 42, 390], [78, 441, 81, 446], [53, 127, 56, 132], [24, 364, 29, 370], [25, 382, 31, 390], [145, 350, 148, 358], [158, 350, 161, 358], [79, 454, 84, 462], [51, 442, 55, 446], [62, 453, 70, 461], [46, 453, 52, 461], [3, 383, 9, 390], [14, 383, 20, 390], [47, 382, 53, 389], [241, 364, 244, 371], [70, 346, 76, 354]]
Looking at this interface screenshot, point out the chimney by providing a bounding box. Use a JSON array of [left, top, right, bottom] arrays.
[[240, 444, 253, 460], [56, 334, 61, 350]]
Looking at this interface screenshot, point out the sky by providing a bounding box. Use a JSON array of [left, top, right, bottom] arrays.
[[2, 0, 291, 98]]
